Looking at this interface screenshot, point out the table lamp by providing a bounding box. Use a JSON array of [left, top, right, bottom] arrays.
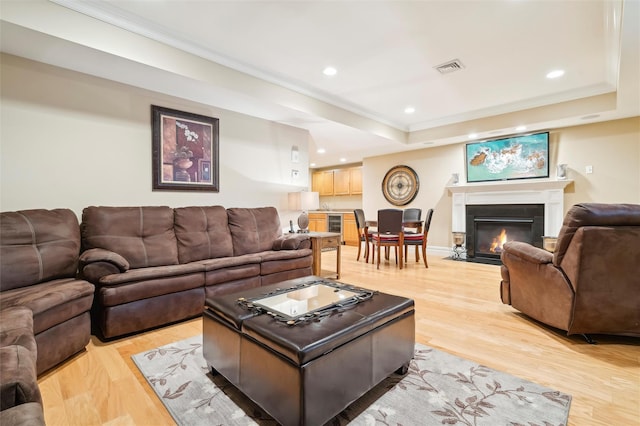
[[288, 191, 319, 233]]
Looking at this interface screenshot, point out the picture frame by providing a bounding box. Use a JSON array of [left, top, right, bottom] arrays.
[[465, 132, 549, 183], [151, 105, 219, 191]]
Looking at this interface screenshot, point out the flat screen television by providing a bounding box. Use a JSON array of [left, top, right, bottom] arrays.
[[465, 132, 549, 183]]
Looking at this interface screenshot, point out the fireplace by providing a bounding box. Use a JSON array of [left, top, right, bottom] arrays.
[[466, 204, 544, 264]]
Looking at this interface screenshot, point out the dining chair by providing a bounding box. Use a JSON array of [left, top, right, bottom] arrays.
[[402, 208, 422, 223], [353, 209, 374, 262], [371, 209, 404, 269], [402, 208, 422, 261], [403, 208, 434, 268]]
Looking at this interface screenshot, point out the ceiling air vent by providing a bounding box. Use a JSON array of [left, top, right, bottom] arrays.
[[434, 59, 465, 74]]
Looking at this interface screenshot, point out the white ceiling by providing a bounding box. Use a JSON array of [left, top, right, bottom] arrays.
[[2, 0, 639, 168]]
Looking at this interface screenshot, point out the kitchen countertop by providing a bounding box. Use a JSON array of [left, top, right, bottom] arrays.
[[310, 210, 357, 214]]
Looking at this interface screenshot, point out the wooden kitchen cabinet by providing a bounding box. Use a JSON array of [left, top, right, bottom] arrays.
[[312, 171, 334, 196], [312, 167, 362, 196], [307, 213, 327, 232], [349, 167, 362, 195], [342, 213, 359, 246], [333, 169, 351, 195]]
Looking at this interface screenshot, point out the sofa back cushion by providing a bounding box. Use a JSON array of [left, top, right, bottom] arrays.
[[1, 209, 81, 291], [174, 206, 233, 263], [227, 207, 282, 256], [81, 206, 178, 269], [554, 203, 640, 267]]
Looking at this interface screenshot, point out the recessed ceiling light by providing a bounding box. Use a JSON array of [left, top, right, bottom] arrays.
[[323, 67, 337, 76], [339, 158, 347, 162], [468, 133, 478, 139], [317, 148, 326, 154], [546, 69, 565, 79], [404, 106, 415, 114], [310, 163, 316, 167], [515, 125, 527, 132]]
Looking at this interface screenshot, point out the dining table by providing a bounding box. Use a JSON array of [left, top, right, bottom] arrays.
[[364, 219, 423, 263]]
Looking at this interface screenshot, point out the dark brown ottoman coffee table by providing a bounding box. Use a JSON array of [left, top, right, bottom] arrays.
[[203, 275, 415, 426]]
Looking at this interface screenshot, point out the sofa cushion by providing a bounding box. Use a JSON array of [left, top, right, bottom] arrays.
[[1, 209, 80, 291], [0, 402, 45, 426], [0, 307, 37, 360], [197, 253, 262, 272], [82, 206, 178, 268], [259, 249, 314, 275], [0, 345, 41, 410], [96, 268, 204, 308], [204, 264, 262, 286], [96, 262, 204, 286], [0, 279, 95, 335], [227, 207, 282, 256], [174, 206, 234, 263], [197, 253, 262, 286]]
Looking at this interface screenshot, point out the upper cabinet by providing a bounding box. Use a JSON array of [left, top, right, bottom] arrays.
[[349, 167, 362, 195], [312, 166, 362, 196], [312, 170, 334, 196], [333, 169, 350, 195]]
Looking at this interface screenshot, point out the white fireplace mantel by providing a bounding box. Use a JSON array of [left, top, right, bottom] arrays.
[[447, 179, 573, 237]]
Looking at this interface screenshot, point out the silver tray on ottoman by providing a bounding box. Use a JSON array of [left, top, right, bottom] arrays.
[[237, 279, 374, 324]]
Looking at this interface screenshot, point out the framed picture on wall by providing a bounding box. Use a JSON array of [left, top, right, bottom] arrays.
[[151, 105, 219, 191], [465, 132, 549, 183]]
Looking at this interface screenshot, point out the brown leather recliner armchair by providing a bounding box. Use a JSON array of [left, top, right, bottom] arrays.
[[500, 203, 640, 341]]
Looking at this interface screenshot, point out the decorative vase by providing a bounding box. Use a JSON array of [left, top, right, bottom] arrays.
[[542, 236, 558, 252], [556, 164, 567, 180], [174, 158, 193, 182]]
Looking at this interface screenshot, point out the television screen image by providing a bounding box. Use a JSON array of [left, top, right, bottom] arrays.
[[465, 132, 549, 183]]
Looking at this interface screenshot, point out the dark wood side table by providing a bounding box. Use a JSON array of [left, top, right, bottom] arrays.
[[308, 231, 341, 279]]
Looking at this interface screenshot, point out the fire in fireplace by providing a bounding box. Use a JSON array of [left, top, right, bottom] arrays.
[[466, 204, 544, 264], [489, 229, 507, 253]]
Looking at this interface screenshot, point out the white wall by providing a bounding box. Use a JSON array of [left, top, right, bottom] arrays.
[[363, 145, 461, 255], [0, 54, 310, 227]]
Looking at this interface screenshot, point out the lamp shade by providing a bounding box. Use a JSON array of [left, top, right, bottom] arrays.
[[288, 191, 319, 211], [288, 191, 319, 233]]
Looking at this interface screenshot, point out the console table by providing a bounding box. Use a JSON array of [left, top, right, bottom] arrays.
[[308, 231, 341, 279]]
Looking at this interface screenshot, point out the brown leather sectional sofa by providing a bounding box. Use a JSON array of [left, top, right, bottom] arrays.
[[0, 205, 312, 424], [500, 203, 640, 340], [0, 209, 95, 425], [80, 205, 312, 339]]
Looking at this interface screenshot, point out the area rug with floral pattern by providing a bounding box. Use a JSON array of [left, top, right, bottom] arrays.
[[132, 336, 571, 425]]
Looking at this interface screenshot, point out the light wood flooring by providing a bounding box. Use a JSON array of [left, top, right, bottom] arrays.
[[38, 246, 639, 425]]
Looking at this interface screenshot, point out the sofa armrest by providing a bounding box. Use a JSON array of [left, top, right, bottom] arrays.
[[500, 241, 554, 305], [80, 248, 130, 270], [272, 234, 311, 250], [501, 241, 553, 265], [79, 248, 130, 283], [500, 241, 574, 331]]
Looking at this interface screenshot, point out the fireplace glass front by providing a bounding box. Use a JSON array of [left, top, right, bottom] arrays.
[[466, 204, 544, 264]]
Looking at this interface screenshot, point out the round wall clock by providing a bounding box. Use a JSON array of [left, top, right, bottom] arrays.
[[382, 165, 419, 206]]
